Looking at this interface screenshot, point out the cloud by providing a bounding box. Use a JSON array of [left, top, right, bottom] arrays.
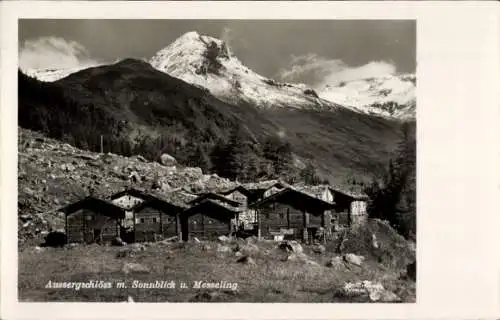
[[19, 36, 100, 70], [277, 53, 396, 87]]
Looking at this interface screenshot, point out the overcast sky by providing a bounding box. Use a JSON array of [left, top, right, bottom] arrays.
[[19, 19, 415, 86]]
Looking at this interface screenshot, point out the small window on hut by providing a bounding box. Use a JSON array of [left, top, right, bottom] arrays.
[[140, 218, 145, 223]]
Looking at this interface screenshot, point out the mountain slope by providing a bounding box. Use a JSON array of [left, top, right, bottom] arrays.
[[19, 58, 407, 185]]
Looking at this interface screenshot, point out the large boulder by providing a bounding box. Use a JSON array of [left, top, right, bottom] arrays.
[[236, 255, 256, 266], [216, 244, 232, 253], [341, 281, 400, 302], [112, 237, 126, 246], [278, 240, 303, 254], [344, 253, 365, 266], [122, 262, 150, 274], [312, 243, 326, 254], [326, 256, 346, 270], [160, 153, 177, 166], [217, 235, 230, 242], [42, 231, 67, 247], [236, 243, 260, 255]]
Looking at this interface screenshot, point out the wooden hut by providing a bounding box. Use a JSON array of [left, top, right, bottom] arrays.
[[328, 187, 369, 229], [131, 193, 187, 242], [107, 188, 194, 243], [181, 199, 240, 241], [61, 197, 126, 244], [250, 187, 335, 243]]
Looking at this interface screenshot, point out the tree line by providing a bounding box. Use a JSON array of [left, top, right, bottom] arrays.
[[364, 122, 416, 240]]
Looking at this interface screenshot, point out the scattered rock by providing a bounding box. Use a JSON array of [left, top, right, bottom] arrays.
[[217, 244, 232, 253], [129, 171, 141, 183], [189, 291, 219, 302], [305, 259, 320, 267], [344, 253, 365, 266], [33, 246, 44, 253], [121, 262, 150, 274], [342, 281, 400, 302], [236, 243, 259, 255], [60, 163, 75, 172], [116, 248, 133, 258], [112, 237, 126, 246], [236, 255, 256, 265], [130, 243, 146, 252], [278, 240, 303, 254], [326, 256, 346, 269], [311, 243, 326, 254], [217, 235, 230, 242], [371, 233, 379, 249], [160, 153, 177, 166], [42, 231, 67, 247]]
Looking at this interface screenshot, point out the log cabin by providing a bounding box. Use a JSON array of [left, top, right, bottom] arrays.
[[328, 187, 369, 229], [218, 186, 257, 230], [131, 193, 187, 242], [108, 188, 194, 242], [61, 196, 126, 244], [249, 187, 335, 243], [181, 199, 240, 241]]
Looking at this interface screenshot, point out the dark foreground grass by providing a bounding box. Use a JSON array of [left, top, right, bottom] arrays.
[[19, 241, 415, 303]]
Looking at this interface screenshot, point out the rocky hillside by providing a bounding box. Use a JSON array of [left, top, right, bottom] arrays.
[[18, 128, 239, 247]]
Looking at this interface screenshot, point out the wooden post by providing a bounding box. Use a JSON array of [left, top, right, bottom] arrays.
[[65, 213, 68, 244], [100, 135, 103, 154], [159, 210, 163, 238], [176, 213, 182, 241], [257, 209, 261, 240], [132, 210, 136, 243], [287, 208, 290, 229], [303, 210, 310, 244]]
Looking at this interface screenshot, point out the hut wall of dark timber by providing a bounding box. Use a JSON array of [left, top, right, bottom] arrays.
[[251, 188, 334, 243], [63, 197, 125, 244], [181, 201, 237, 241], [132, 200, 182, 242], [258, 202, 321, 239], [329, 190, 368, 229], [67, 209, 120, 244]]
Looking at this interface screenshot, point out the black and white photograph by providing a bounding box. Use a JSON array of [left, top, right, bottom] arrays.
[[15, 19, 418, 303]]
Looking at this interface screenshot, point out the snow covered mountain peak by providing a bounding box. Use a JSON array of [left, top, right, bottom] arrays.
[[318, 74, 416, 120], [149, 32, 333, 110]]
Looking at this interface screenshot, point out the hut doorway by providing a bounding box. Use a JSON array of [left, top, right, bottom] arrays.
[[93, 229, 102, 243]]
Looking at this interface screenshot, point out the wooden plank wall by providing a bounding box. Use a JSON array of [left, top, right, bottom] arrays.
[[67, 209, 119, 243], [187, 213, 231, 240], [134, 206, 178, 242]]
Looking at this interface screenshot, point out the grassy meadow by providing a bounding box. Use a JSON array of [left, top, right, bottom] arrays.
[[18, 240, 415, 303]]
